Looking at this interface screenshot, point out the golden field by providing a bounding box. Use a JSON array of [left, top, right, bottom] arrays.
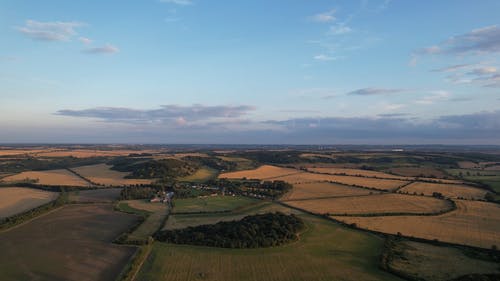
[[0, 187, 58, 218], [3, 169, 90, 187], [282, 182, 374, 201], [72, 164, 152, 186], [307, 167, 407, 180], [219, 165, 301, 180], [399, 182, 488, 199]]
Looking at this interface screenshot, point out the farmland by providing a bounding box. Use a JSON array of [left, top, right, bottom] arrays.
[[177, 166, 218, 183], [72, 164, 153, 186], [0, 187, 58, 218], [219, 165, 300, 180], [0, 204, 139, 281], [399, 182, 488, 199], [172, 196, 259, 214], [68, 188, 122, 203], [2, 169, 91, 186], [333, 200, 500, 249], [137, 215, 403, 281], [283, 182, 373, 200], [285, 194, 452, 215], [306, 167, 407, 180], [117, 200, 168, 242]]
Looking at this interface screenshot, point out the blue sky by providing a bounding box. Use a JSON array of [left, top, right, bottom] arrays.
[[1, 0, 499, 144]]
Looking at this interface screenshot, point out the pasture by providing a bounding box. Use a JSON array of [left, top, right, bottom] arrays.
[[399, 182, 488, 199], [0, 187, 58, 218], [282, 182, 373, 201], [3, 169, 90, 187], [285, 194, 452, 215], [177, 166, 218, 183], [0, 204, 139, 281], [72, 164, 152, 186], [172, 196, 259, 214], [333, 200, 500, 249], [118, 200, 168, 241], [138, 214, 403, 281]]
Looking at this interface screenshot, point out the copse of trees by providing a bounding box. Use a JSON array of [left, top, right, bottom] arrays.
[[109, 158, 196, 179], [155, 212, 304, 248]]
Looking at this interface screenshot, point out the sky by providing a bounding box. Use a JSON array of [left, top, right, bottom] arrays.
[[1, 0, 499, 144]]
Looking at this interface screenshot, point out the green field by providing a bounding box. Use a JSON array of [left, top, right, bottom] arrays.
[[217, 156, 257, 171], [178, 166, 218, 183], [117, 200, 168, 241], [172, 195, 259, 214], [446, 169, 500, 193], [165, 201, 298, 230], [137, 214, 403, 281]]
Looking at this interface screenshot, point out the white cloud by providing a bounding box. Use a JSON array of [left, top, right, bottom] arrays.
[[310, 9, 336, 23], [329, 24, 352, 35], [160, 0, 193, 5], [16, 20, 84, 41], [467, 66, 497, 75], [79, 37, 93, 45], [313, 54, 336, 61], [347, 87, 405, 96], [415, 90, 451, 105], [83, 44, 119, 54]]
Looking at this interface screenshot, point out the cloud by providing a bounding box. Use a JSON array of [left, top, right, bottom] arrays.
[[16, 20, 84, 41], [79, 37, 93, 45], [310, 9, 336, 23], [347, 87, 405, 96], [414, 90, 450, 105], [160, 0, 193, 5], [467, 66, 497, 76], [313, 54, 336, 61], [431, 63, 474, 72], [55, 104, 256, 125], [83, 44, 119, 54], [329, 24, 352, 35]]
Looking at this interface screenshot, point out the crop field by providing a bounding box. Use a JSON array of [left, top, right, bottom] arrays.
[[164, 202, 299, 230], [0, 204, 139, 281], [217, 156, 256, 170], [387, 167, 447, 178], [333, 200, 500, 249], [3, 169, 91, 186], [138, 214, 403, 281], [307, 167, 408, 180], [219, 165, 301, 180], [385, 240, 500, 281], [399, 182, 488, 199], [177, 166, 218, 183], [118, 200, 168, 241], [72, 164, 152, 186], [282, 182, 374, 201], [285, 194, 451, 215], [68, 188, 122, 203], [34, 149, 158, 158], [172, 196, 259, 214], [0, 187, 58, 218], [446, 168, 500, 193], [273, 172, 409, 191]]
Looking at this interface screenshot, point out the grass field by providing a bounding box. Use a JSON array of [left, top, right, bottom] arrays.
[[282, 182, 374, 201], [333, 200, 500, 249], [172, 196, 259, 214], [177, 166, 218, 183], [0, 187, 58, 218], [3, 169, 91, 186], [399, 182, 488, 199], [68, 188, 122, 203], [72, 164, 152, 186], [385, 240, 500, 281], [217, 156, 256, 171], [138, 214, 404, 281], [0, 204, 139, 281], [387, 167, 447, 178], [219, 165, 301, 180], [118, 200, 168, 241], [446, 168, 500, 193], [285, 194, 451, 215]]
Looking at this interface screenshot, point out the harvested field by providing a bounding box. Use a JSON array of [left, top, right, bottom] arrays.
[[333, 200, 500, 249], [219, 165, 301, 180], [0, 187, 58, 218], [385, 240, 500, 281], [282, 182, 374, 201], [399, 182, 488, 199], [285, 194, 451, 215], [457, 161, 480, 169], [387, 167, 447, 178], [68, 188, 122, 203], [3, 169, 90, 186], [307, 167, 407, 180], [139, 214, 403, 281], [0, 204, 139, 281], [173, 196, 259, 214], [72, 164, 152, 186], [119, 200, 168, 241], [274, 173, 408, 191]]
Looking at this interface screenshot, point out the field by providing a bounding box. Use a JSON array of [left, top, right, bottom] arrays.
[[399, 182, 488, 199], [219, 165, 301, 180], [387, 167, 447, 178], [0, 187, 58, 218], [307, 167, 407, 180], [177, 166, 218, 183], [446, 168, 500, 193], [172, 196, 259, 214], [333, 200, 500, 249], [385, 240, 500, 281], [72, 164, 152, 186], [2, 169, 90, 186], [68, 188, 122, 203], [285, 194, 452, 215], [282, 182, 374, 201], [138, 214, 403, 281], [217, 156, 256, 170], [33, 149, 159, 158], [118, 200, 168, 241], [0, 204, 139, 281]]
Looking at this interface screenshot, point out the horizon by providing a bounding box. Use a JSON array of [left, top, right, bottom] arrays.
[[1, 0, 500, 144]]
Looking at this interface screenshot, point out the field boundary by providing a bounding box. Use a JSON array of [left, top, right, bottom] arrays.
[[66, 168, 98, 186]]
